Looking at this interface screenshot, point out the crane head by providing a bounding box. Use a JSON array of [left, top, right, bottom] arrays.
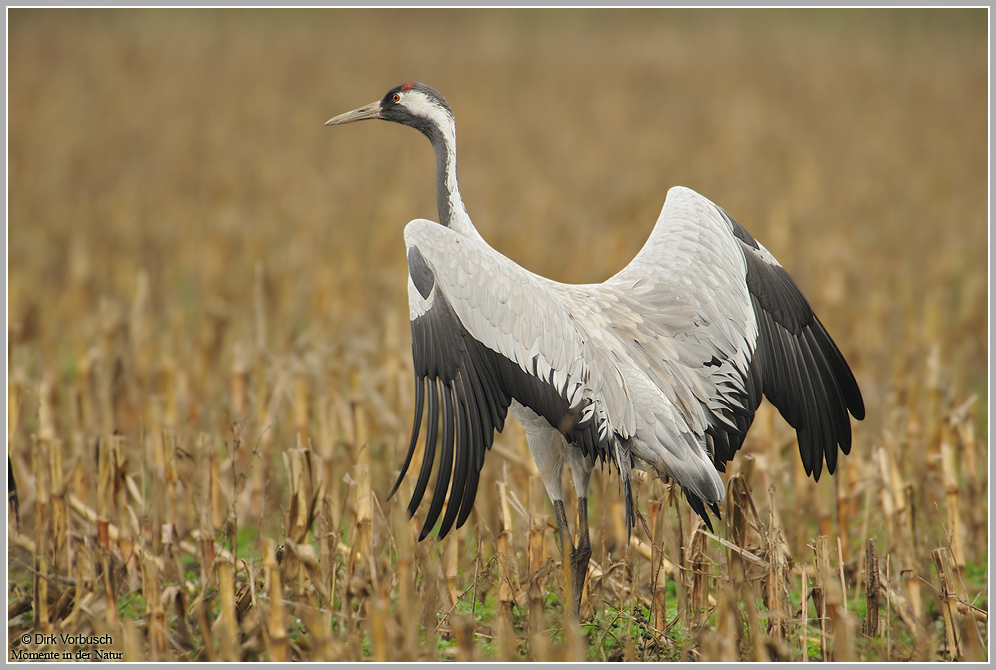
[[326, 83, 454, 142]]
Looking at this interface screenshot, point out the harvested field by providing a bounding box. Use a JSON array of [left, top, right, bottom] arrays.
[[7, 8, 988, 662]]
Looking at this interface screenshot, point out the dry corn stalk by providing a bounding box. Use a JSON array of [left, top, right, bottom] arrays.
[[527, 474, 549, 660], [393, 499, 416, 659], [32, 435, 51, 634], [863, 537, 880, 637], [217, 559, 238, 661], [496, 476, 516, 661], [444, 536, 460, 608], [766, 485, 791, 641], [811, 535, 831, 662], [799, 566, 808, 661], [939, 438, 966, 575], [264, 539, 289, 662], [689, 522, 710, 629], [649, 498, 667, 633], [142, 555, 165, 660]]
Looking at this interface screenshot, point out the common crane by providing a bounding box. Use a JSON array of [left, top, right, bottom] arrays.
[[326, 83, 864, 620]]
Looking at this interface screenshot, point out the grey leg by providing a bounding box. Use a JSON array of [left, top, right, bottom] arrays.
[[553, 499, 580, 619], [553, 497, 591, 620], [569, 496, 592, 620]]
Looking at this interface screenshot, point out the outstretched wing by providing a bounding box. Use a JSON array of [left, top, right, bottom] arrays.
[[393, 186, 864, 537], [717, 202, 865, 473], [607, 186, 864, 518], [393, 219, 615, 541]]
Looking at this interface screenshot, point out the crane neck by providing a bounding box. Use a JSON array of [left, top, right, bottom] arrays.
[[428, 118, 485, 243]]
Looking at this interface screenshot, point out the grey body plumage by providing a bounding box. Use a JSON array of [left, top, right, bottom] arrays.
[[327, 83, 864, 619]]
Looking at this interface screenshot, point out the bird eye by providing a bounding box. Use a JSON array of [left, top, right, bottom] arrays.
[[392, 93, 401, 103]]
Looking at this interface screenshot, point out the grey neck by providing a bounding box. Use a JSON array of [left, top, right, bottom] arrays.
[[433, 142, 456, 228], [419, 115, 482, 242]]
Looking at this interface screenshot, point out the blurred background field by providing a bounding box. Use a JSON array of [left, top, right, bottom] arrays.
[[6, 8, 988, 662]]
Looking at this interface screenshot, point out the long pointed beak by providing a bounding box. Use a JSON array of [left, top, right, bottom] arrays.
[[325, 100, 382, 126]]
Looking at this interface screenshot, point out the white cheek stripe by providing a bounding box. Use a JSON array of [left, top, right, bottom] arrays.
[[404, 94, 453, 136]]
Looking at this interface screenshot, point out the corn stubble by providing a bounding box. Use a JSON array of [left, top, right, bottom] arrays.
[[8, 9, 987, 662]]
